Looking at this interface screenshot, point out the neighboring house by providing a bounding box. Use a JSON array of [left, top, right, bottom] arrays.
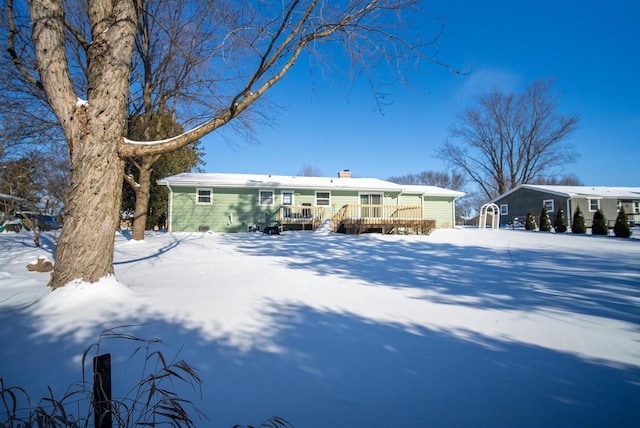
[[492, 184, 640, 227], [157, 170, 464, 234], [0, 193, 25, 219]]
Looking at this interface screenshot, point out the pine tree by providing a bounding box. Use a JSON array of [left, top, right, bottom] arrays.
[[571, 206, 586, 234], [591, 209, 608, 235], [539, 205, 552, 232], [525, 210, 537, 231], [613, 206, 632, 238], [553, 208, 568, 233]]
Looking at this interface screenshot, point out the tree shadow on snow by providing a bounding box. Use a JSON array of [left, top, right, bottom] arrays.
[[1, 300, 638, 428], [225, 232, 640, 325]]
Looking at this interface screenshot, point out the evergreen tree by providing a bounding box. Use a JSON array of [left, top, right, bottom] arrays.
[[122, 142, 204, 230], [122, 111, 205, 234], [571, 206, 586, 234], [525, 210, 537, 231], [553, 208, 568, 233], [591, 209, 608, 235], [539, 205, 552, 232], [613, 206, 632, 238]]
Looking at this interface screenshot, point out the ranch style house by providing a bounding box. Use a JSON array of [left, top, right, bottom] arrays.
[[492, 184, 640, 228], [157, 170, 464, 234]]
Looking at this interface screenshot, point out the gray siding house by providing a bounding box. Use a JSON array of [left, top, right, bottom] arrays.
[[492, 185, 640, 227]]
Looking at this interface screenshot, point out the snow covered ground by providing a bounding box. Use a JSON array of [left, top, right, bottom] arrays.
[[1, 227, 639, 427]]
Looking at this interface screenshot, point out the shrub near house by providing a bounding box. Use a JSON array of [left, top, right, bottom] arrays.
[[614, 206, 632, 238], [525, 211, 537, 231], [539, 205, 552, 232], [553, 208, 568, 233], [591, 209, 608, 235], [572, 206, 586, 234]]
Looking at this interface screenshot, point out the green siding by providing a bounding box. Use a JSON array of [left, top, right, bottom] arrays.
[[398, 193, 423, 206], [168, 186, 456, 232], [423, 196, 455, 228], [170, 186, 265, 232]]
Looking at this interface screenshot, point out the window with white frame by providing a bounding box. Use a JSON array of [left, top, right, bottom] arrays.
[[316, 191, 331, 206], [500, 204, 508, 215], [196, 188, 212, 205], [281, 191, 294, 206], [259, 189, 274, 206], [543, 199, 554, 212], [617, 200, 622, 211], [634, 201, 640, 214], [589, 198, 600, 212]]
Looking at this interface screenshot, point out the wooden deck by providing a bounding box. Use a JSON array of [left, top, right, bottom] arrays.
[[278, 204, 436, 235], [337, 218, 436, 235], [335, 204, 435, 235], [278, 205, 326, 230]]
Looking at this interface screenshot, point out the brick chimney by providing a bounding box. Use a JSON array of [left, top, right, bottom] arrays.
[[338, 169, 351, 178]]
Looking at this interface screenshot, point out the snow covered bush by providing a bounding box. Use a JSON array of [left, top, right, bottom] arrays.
[[539, 205, 552, 232], [553, 208, 568, 233], [613, 206, 632, 238], [571, 206, 586, 234], [591, 209, 608, 235]]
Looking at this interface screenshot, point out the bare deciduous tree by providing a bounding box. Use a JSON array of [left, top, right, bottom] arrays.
[[5, 0, 454, 288], [387, 170, 465, 189], [297, 164, 323, 177], [532, 173, 582, 186], [437, 79, 579, 200], [124, 0, 240, 241], [387, 170, 470, 220]]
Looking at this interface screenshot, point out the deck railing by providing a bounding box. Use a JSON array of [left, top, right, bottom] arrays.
[[278, 205, 327, 223], [336, 204, 423, 221], [278, 204, 424, 223]]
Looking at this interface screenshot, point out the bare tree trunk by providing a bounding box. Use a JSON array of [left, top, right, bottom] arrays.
[[130, 156, 155, 241], [27, 0, 138, 288], [52, 133, 124, 287]]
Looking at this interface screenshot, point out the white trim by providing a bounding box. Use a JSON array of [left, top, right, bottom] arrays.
[[500, 204, 508, 215], [195, 188, 213, 205], [281, 190, 295, 206], [315, 191, 331, 206], [358, 192, 384, 203], [358, 192, 383, 218], [543, 199, 554, 213], [166, 183, 173, 232], [259, 189, 275, 206], [588, 198, 601, 212]]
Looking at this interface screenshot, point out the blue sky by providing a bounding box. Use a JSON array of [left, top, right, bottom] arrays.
[[201, 0, 639, 187]]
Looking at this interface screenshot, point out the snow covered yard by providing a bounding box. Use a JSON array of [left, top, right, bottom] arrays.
[[1, 227, 639, 427]]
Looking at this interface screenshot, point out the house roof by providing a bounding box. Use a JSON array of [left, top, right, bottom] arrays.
[[157, 173, 465, 198], [493, 184, 640, 201], [0, 193, 25, 203]]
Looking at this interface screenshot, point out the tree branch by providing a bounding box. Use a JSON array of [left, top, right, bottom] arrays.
[[6, 0, 43, 91]]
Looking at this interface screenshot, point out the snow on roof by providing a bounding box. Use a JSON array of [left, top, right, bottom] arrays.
[[157, 173, 464, 197], [0, 193, 25, 202], [402, 185, 466, 198], [495, 184, 640, 201]]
